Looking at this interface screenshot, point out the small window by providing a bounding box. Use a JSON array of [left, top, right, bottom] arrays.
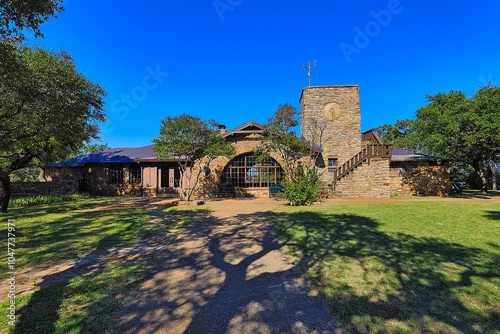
[[390, 167, 401, 174], [328, 158, 338, 172], [129, 165, 141, 184], [109, 165, 124, 184], [402, 166, 417, 174]]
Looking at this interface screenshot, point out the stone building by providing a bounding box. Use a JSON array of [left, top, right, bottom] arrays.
[[41, 85, 451, 198]]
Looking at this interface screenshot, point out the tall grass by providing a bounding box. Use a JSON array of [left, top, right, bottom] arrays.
[[9, 193, 92, 208]]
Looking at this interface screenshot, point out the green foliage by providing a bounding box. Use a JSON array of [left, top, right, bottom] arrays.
[[375, 119, 419, 151], [0, 41, 106, 211], [9, 193, 91, 208], [281, 166, 323, 206], [152, 114, 235, 200], [9, 166, 40, 182], [71, 142, 111, 157], [266, 103, 299, 134], [378, 85, 500, 192], [257, 104, 312, 182], [413, 85, 500, 192], [0, 42, 107, 165], [0, 0, 64, 39]]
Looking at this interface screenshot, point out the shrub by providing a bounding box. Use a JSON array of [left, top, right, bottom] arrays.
[[281, 167, 323, 206]]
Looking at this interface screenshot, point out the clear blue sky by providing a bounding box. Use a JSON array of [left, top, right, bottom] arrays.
[[30, 0, 500, 149]]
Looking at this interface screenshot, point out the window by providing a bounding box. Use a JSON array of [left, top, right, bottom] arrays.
[[221, 153, 284, 188], [403, 166, 417, 174], [328, 157, 338, 172], [129, 165, 141, 184], [390, 166, 417, 174], [109, 164, 124, 184]]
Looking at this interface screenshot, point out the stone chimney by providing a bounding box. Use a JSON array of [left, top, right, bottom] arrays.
[[218, 124, 227, 134]]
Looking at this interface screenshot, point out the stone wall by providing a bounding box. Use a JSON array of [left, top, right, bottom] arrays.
[[43, 163, 142, 196], [300, 85, 362, 183], [335, 158, 392, 198], [390, 163, 450, 196], [0, 178, 79, 199]]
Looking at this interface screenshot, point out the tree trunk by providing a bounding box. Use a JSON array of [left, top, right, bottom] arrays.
[[0, 170, 12, 213], [471, 162, 488, 194], [490, 161, 498, 191]]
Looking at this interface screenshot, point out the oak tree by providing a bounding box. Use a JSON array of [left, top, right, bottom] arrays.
[[0, 42, 106, 212], [380, 85, 500, 193]]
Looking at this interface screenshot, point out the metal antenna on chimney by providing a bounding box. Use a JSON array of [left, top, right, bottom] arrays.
[[303, 60, 316, 86]]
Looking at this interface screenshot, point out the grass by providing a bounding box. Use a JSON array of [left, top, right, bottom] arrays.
[[269, 200, 500, 333], [0, 196, 210, 333], [2, 261, 151, 334], [9, 193, 92, 208], [0, 197, 148, 273]]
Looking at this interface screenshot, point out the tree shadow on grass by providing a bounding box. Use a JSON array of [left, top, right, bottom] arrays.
[[484, 210, 500, 221], [269, 211, 500, 333], [9, 200, 170, 333], [12, 259, 152, 334]]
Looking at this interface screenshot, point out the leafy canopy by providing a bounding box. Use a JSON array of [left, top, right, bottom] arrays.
[[376, 119, 419, 151], [0, 42, 107, 169], [152, 114, 235, 200], [413, 86, 500, 164], [0, 0, 64, 39], [71, 142, 111, 158], [256, 104, 311, 182], [377, 84, 500, 192], [0, 41, 106, 211]]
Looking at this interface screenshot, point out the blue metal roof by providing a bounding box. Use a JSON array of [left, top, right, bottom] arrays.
[[47, 145, 156, 167]]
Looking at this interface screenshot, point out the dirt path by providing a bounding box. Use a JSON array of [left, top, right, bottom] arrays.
[[113, 198, 343, 334]]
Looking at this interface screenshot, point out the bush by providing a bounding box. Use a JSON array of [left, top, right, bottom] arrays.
[[281, 167, 323, 206]]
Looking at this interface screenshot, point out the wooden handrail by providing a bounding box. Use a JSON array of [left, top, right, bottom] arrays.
[[333, 144, 393, 189]]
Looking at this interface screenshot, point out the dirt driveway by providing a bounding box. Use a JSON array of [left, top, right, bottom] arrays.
[[113, 198, 342, 334]]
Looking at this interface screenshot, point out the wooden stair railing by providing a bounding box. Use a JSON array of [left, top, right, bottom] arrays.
[[332, 144, 393, 189]]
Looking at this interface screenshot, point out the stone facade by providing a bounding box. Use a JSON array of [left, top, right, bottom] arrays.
[[43, 163, 142, 196], [299, 85, 450, 198], [389, 163, 451, 196], [0, 178, 79, 199], [30, 85, 451, 200], [300, 85, 361, 183], [335, 158, 391, 198]]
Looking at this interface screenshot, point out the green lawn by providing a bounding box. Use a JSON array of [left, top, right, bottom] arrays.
[[269, 200, 500, 333], [0, 197, 208, 333], [1, 197, 149, 274]]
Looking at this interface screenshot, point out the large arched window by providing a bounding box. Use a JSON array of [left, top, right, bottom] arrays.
[[221, 153, 284, 188]]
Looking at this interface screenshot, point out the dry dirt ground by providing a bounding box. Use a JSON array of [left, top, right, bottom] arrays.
[[113, 198, 343, 334]]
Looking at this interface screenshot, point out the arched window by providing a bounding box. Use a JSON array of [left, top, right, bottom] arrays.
[[221, 153, 284, 188]]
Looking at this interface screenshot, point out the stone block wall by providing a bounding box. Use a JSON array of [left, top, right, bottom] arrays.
[[42, 163, 142, 196], [0, 178, 79, 199], [335, 158, 392, 198], [390, 163, 450, 196], [300, 85, 362, 183]]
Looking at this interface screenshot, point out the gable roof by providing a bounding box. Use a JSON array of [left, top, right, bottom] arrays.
[[220, 120, 264, 138], [391, 148, 451, 162]]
